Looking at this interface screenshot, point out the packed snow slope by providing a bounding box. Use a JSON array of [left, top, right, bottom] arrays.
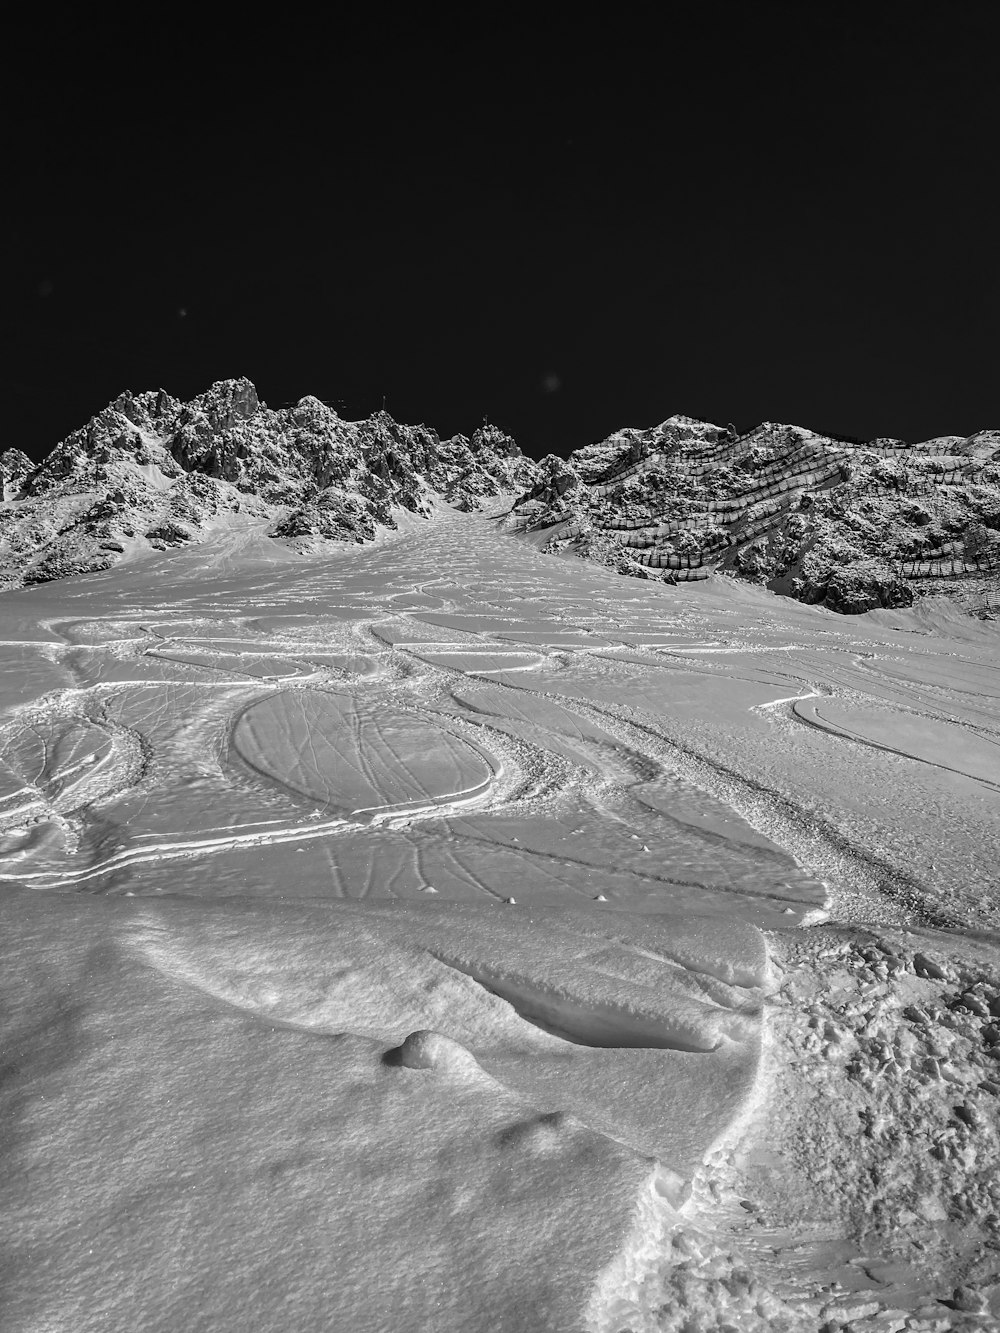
[[1, 505, 1000, 1329], [508, 415, 1000, 615]]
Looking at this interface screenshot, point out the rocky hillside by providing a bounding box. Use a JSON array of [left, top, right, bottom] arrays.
[[506, 417, 1000, 614], [0, 380, 537, 589]]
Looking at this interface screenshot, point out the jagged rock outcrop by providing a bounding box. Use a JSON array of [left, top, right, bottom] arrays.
[[0, 380, 539, 589], [515, 454, 585, 515], [507, 416, 1000, 614], [0, 450, 33, 503], [435, 424, 528, 510]]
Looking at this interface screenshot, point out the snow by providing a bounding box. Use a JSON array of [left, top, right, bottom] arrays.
[[231, 688, 498, 815], [123, 457, 176, 491], [794, 697, 1000, 790], [2, 504, 1000, 1329]]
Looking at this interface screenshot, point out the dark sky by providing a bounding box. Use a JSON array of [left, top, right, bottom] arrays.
[[4, 6, 998, 462]]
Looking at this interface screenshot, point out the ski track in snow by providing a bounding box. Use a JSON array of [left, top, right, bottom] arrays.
[[2, 507, 1000, 1330]]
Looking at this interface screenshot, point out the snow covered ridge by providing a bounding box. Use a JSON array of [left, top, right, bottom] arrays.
[[0, 378, 538, 589], [6, 385, 1000, 615], [507, 416, 1000, 615]]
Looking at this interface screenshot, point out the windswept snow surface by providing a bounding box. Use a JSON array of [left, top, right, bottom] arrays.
[[2, 507, 1000, 1330]]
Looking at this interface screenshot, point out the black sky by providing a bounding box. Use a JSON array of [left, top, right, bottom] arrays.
[[3, 6, 998, 462]]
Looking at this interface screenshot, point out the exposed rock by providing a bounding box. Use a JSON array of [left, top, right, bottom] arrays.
[[0, 449, 33, 500], [144, 521, 191, 546], [807, 561, 915, 615], [271, 493, 378, 544], [522, 454, 584, 509]]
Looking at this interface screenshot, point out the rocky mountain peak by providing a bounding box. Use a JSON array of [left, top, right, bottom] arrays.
[[288, 395, 339, 428], [0, 380, 539, 590], [191, 377, 261, 432], [111, 388, 182, 434], [471, 423, 519, 458]]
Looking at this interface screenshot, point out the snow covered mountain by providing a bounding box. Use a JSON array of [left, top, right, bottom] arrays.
[[509, 416, 1000, 614], [0, 378, 537, 590], [6, 385, 999, 616]]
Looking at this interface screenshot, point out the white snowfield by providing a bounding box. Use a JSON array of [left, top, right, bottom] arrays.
[[1, 506, 1000, 1330]]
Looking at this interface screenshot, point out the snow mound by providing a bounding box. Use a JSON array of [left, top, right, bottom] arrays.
[[0, 887, 661, 1333], [393, 1028, 488, 1078]]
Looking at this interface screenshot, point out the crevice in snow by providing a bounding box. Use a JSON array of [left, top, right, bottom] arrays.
[[428, 954, 730, 1052]]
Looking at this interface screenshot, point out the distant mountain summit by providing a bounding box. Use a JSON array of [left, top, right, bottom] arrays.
[[0, 379, 537, 589], [5, 385, 998, 615], [507, 416, 1000, 615]]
